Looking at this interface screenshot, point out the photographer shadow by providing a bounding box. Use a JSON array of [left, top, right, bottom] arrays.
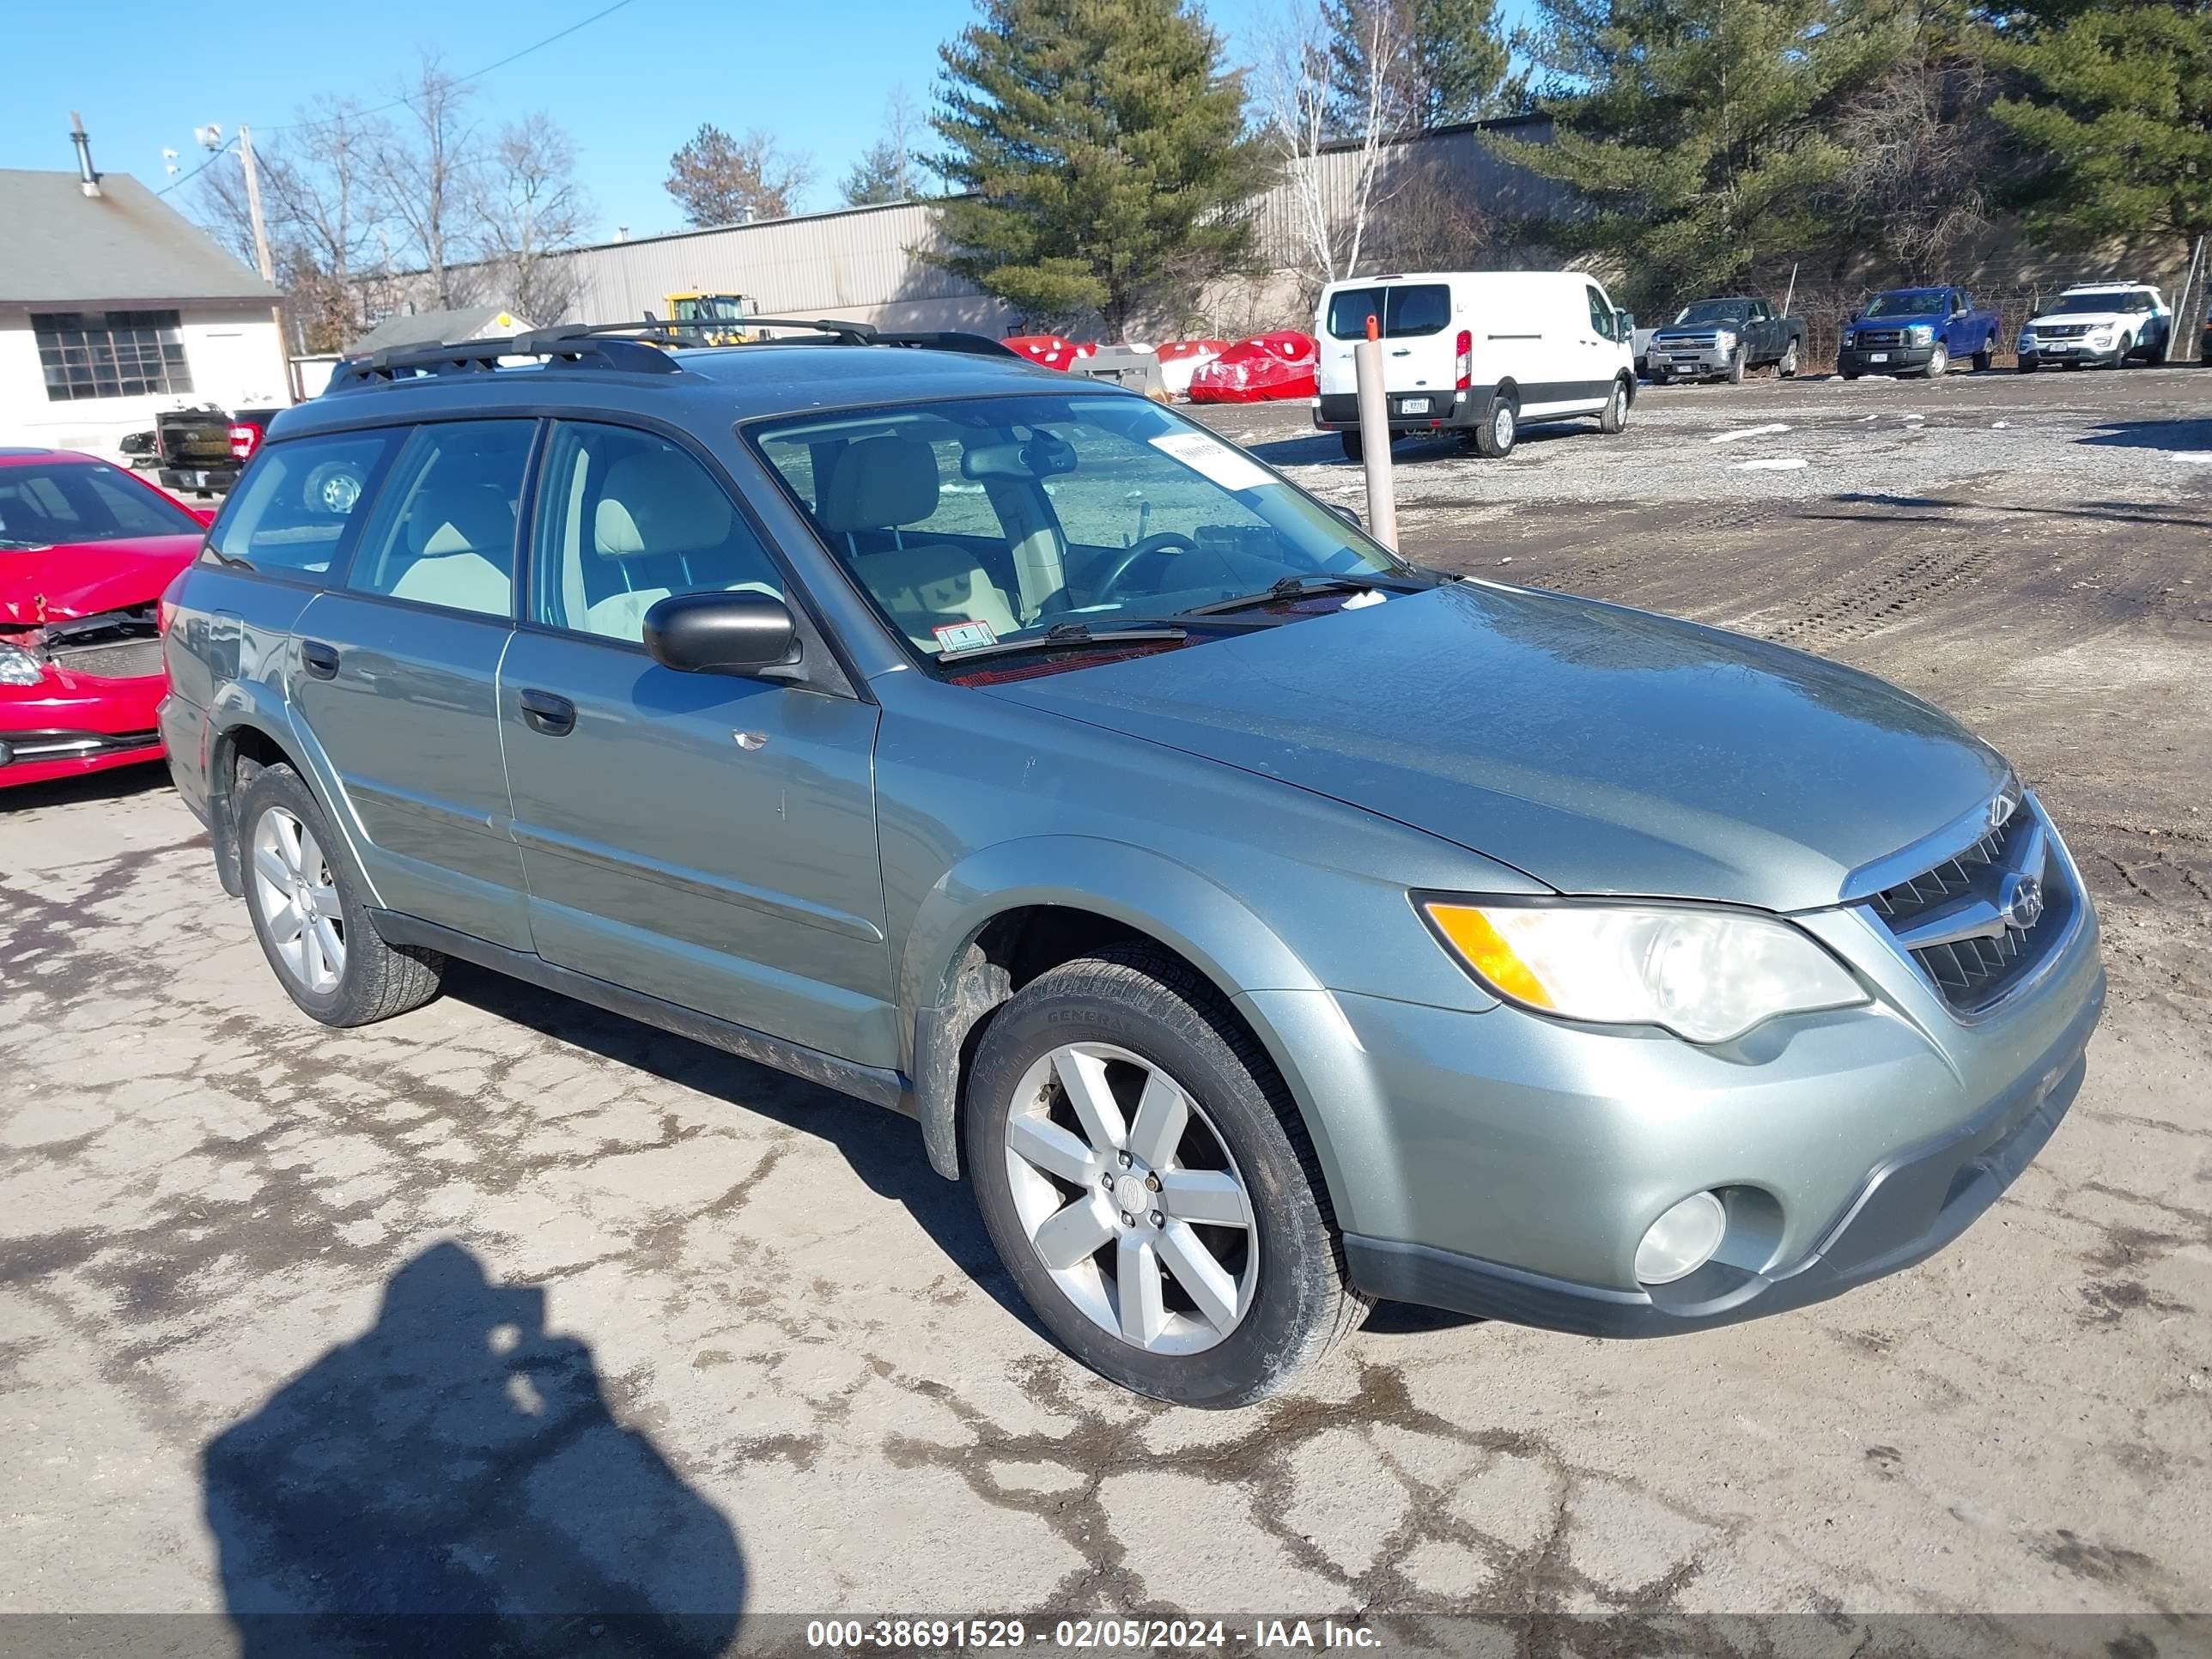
[[204, 1241, 743, 1658]]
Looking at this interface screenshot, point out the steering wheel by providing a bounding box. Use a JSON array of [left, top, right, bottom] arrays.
[[1088, 531, 1200, 600]]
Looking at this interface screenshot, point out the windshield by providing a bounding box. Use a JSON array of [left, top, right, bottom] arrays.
[[0, 460, 200, 550], [1324, 283, 1451, 339], [1671, 301, 1746, 325], [1863, 291, 1946, 317], [2050, 290, 2152, 314], [750, 393, 1412, 665]]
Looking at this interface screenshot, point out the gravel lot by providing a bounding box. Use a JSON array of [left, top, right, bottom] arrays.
[[1, 367, 2207, 1656]]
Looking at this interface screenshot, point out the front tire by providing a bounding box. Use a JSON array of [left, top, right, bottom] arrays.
[[1598, 376, 1630, 434], [1726, 346, 1747, 385], [236, 763, 444, 1026], [2017, 354, 2039, 374], [963, 948, 1358, 1407], [1923, 342, 1949, 378]]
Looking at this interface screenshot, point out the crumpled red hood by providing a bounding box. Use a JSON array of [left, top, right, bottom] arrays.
[[0, 535, 203, 627]]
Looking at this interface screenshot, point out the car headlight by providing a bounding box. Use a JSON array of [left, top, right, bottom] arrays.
[[1714, 331, 1738, 350], [0, 642, 46, 686], [1907, 325, 1935, 344], [1421, 899, 1868, 1044]]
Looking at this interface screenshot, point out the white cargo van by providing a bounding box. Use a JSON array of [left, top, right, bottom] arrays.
[[1312, 270, 1636, 460]]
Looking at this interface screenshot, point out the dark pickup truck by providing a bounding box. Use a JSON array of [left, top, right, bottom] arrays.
[[1837, 286, 1998, 379], [1646, 297, 1806, 384], [143, 404, 280, 496]]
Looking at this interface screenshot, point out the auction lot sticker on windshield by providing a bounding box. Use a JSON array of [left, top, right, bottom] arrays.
[[933, 619, 998, 652], [1150, 430, 1273, 493]]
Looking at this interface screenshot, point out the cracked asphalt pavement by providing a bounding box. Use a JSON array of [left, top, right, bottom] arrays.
[[1, 367, 2207, 1652]]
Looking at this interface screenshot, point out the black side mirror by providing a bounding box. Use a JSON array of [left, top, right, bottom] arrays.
[[643, 591, 799, 678]]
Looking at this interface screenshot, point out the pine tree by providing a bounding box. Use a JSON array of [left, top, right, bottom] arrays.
[[664, 125, 811, 227], [928, 0, 1274, 336], [1321, 0, 1518, 136], [1985, 0, 2212, 264], [1492, 0, 1904, 304], [842, 92, 925, 207]]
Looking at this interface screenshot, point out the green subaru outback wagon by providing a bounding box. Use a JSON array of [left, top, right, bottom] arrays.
[[160, 320, 2104, 1406]]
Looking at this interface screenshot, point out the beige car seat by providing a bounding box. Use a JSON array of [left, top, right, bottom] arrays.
[[580, 448, 778, 638], [815, 436, 1019, 649], [389, 480, 515, 616]]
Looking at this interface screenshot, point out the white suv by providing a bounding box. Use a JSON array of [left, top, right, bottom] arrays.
[[2017, 283, 2172, 370]]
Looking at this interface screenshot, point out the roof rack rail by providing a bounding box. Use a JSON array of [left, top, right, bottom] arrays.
[[325, 315, 1023, 394], [328, 330, 684, 392]]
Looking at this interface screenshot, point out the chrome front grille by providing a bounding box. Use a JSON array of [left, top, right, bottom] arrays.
[[1866, 797, 2073, 1013], [2037, 323, 2091, 339], [1855, 329, 1905, 348]]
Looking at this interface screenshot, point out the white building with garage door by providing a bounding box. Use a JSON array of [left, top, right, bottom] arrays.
[[0, 137, 288, 460]]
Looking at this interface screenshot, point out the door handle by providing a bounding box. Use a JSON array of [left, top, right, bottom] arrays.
[[300, 640, 339, 679], [518, 689, 576, 737]]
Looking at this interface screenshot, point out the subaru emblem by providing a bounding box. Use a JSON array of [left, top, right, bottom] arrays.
[[1998, 873, 2045, 932]]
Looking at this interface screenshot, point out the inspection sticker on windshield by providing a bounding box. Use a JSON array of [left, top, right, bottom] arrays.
[[1149, 431, 1273, 493], [933, 619, 998, 652]]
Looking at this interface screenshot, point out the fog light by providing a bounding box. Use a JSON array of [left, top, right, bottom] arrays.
[[1635, 1192, 1727, 1285]]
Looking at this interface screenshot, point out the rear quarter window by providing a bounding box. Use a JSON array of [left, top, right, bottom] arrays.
[[209, 431, 395, 585]]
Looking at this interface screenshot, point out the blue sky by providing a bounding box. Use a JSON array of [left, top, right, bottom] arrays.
[[5, 0, 1533, 246]]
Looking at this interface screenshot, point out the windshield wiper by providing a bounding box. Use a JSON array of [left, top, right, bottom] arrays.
[[938, 620, 1188, 665], [1176, 572, 1424, 618]]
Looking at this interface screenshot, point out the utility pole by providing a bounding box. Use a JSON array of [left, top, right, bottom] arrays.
[[235, 125, 296, 404]]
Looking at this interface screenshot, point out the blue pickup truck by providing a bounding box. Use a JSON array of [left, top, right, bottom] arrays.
[[1836, 286, 1999, 379]]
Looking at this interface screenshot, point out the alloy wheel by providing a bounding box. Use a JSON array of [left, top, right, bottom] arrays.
[[250, 806, 346, 995], [1001, 1042, 1259, 1355]]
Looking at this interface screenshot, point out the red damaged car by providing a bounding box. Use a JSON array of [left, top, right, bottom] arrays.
[[1, 448, 210, 791]]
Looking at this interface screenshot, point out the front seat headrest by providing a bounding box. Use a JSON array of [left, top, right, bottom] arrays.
[[816, 436, 940, 532], [594, 448, 736, 557]]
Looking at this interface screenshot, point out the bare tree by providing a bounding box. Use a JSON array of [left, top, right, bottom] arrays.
[[194, 100, 394, 349], [1259, 0, 1406, 285], [1825, 42, 1999, 274], [474, 113, 593, 324], [374, 56, 484, 307], [664, 125, 812, 227]]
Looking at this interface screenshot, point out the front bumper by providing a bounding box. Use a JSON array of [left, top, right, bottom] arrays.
[[1343, 972, 2101, 1334], [1314, 392, 1481, 433], [1648, 343, 1733, 377], [2, 677, 167, 789], [1838, 342, 1936, 373], [2021, 340, 2122, 367], [1241, 830, 2105, 1336]]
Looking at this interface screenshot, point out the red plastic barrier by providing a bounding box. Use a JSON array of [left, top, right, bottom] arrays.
[[1003, 334, 1081, 371], [1187, 331, 1319, 403]]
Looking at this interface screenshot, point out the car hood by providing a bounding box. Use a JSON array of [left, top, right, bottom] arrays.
[[982, 583, 2010, 913], [1654, 320, 1740, 337], [0, 535, 202, 627], [2026, 310, 2142, 330]]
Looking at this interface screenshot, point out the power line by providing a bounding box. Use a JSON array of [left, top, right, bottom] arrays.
[[267, 0, 638, 135], [155, 137, 238, 198], [156, 0, 636, 197]]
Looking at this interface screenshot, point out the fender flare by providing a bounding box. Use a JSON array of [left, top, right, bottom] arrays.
[[205, 684, 382, 908], [899, 836, 1327, 1181]]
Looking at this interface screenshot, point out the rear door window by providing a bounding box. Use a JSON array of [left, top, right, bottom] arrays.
[[1325, 284, 1451, 340], [345, 420, 535, 618], [207, 431, 395, 585]]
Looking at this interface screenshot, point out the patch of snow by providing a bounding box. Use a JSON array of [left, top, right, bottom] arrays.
[[1736, 458, 1808, 471], [1992, 421, 2011, 428], [1709, 422, 1792, 443], [2170, 452, 2212, 465]]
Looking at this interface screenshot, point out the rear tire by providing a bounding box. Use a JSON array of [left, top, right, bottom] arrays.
[[1474, 394, 1518, 458], [1972, 337, 1994, 372], [235, 763, 444, 1027], [1778, 341, 1799, 378], [1598, 376, 1630, 434], [1338, 430, 1363, 464], [963, 947, 1360, 1407]]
